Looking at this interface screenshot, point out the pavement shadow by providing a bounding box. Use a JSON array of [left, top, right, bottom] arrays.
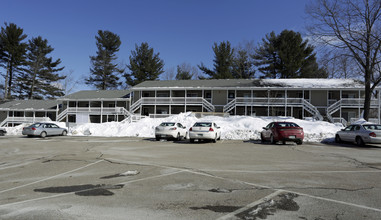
[[321, 138, 381, 149]]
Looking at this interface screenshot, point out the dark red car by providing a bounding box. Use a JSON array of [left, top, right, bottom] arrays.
[[261, 122, 304, 145]]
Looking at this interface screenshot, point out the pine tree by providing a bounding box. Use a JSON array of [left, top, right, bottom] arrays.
[[252, 31, 279, 78], [86, 30, 122, 90], [16, 36, 65, 99], [253, 30, 327, 78], [0, 23, 27, 99], [198, 41, 235, 79], [125, 42, 164, 86]]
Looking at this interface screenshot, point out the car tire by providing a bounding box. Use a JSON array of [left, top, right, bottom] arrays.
[[270, 134, 276, 144], [62, 130, 67, 136], [260, 134, 265, 143], [296, 140, 303, 145], [335, 135, 342, 143], [176, 133, 181, 141], [40, 132, 47, 138], [356, 136, 364, 146], [0, 131, 4, 136], [155, 135, 160, 141], [212, 134, 217, 143], [190, 138, 195, 143]]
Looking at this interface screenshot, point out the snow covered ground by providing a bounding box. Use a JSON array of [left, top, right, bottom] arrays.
[[4, 112, 345, 143]]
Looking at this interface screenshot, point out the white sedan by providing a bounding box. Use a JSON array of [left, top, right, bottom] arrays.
[[335, 124, 381, 146], [189, 122, 221, 143], [155, 122, 187, 141]]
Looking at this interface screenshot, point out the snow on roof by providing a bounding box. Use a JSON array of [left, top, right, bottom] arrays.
[[260, 78, 364, 88], [133, 78, 365, 89]]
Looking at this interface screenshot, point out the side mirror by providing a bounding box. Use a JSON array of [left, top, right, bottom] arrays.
[[263, 127, 267, 130], [341, 129, 345, 131]]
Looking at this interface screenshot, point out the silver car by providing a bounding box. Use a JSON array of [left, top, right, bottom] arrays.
[[22, 122, 68, 138], [335, 124, 381, 146]]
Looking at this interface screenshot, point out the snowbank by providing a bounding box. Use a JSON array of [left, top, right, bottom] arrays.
[[4, 113, 344, 142]]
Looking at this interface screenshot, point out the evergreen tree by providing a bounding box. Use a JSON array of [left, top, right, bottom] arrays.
[[232, 49, 255, 78], [86, 30, 122, 90], [198, 41, 235, 79], [0, 23, 27, 99], [125, 42, 164, 86], [253, 30, 327, 78], [16, 36, 65, 99], [252, 32, 278, 78]]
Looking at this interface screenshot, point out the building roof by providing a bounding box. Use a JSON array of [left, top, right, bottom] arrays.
[[0, 100, 58, 111], [59, 90, 131, 100], [133, 78, 366, 90]]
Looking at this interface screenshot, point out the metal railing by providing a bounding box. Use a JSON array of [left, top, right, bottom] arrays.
[[129, 97, 215, 113], [222, 97, 323, 121], [326, 98, 379, 123], [0, 117, 52, 127]]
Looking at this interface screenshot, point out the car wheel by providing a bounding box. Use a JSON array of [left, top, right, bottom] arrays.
[[260, 134, 265, 143], [270, 134, 276, 144], [155, 135, 160, 141], [296, 140, 303, 145], [282, 140, 286, 145], [190, 138, 195, 143], [0, 131, 4, 136], [356, 136, 364, 146], [212, 134, 217, 143], [62, 130, 67, 136], [40, 132, 47, 138], [176, 133, 181, 141], [335, 135, 342, 143]]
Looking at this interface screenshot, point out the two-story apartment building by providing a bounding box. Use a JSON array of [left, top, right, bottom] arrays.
[[1, 78, 380, 126], [57, 90, 132, 123], [130, 78, 381, 125]]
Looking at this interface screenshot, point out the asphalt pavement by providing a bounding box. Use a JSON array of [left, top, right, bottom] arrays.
[[0, 136, 381, 219]]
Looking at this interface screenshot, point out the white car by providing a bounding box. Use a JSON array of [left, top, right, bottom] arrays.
[[155, 122, 187, 141], [189, 122, 221, 143], [335, 124, 381, 146]]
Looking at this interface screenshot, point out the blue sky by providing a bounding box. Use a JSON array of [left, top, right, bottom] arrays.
[[0, 0, 308, 90]]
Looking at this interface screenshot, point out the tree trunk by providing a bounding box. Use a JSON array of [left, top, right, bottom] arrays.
[[4, 61, 10, 100], [363, 75, 371, 121]]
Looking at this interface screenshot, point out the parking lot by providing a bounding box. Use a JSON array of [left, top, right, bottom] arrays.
[[0, 136, 381, 220]]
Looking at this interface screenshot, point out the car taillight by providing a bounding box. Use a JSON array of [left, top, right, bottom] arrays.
[[170, 127, 177, 130], [209, 128, 214, 132], [369, 132, 376, 137], [189, 128, 192, 131], [32, 128, 37, 130]]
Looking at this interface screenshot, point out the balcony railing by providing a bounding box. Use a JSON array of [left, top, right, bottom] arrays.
[[233, 97, 307, 106], [66, 107, 127, 114]]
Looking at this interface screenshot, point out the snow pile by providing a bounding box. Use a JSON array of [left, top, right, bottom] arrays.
[[4, 113, 344, 142]]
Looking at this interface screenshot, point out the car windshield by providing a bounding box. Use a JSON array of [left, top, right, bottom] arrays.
[[363, 124, 381, 130], [193, 122, 212, 127], [277, 122, 299, 127], [160, 122, 175, 126], [30, 123, 42, 128]]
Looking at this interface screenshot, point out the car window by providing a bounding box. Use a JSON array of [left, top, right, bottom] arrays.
[[194, 122, 212, 127], [177, 123, 183, 128], [277, 122, 299, 127], [51, 124, 59, 128], [355, 125, 361, 131], [266, 123, 272, 129], [160, 122, 175, 126], [31, 123, 41, 128], [344, 125, 354, 131], [363, 124, 381, 130]]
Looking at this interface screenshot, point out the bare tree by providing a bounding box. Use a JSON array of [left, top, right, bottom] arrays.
[[61, 70, 80, 95], [306, 0, 381, 120]]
